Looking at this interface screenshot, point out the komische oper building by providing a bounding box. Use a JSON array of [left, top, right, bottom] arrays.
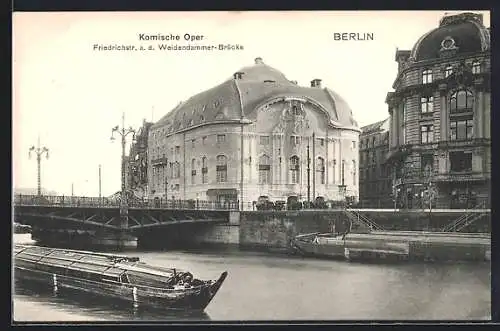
[[144, 57, 360, 209], [385, 12, 491, 209]]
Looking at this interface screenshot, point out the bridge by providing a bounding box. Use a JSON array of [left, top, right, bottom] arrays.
[[13, 194, 239, 248]]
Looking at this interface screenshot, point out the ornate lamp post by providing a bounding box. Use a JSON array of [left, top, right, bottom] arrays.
[[111, 113, 136, 232], [29, 136, 49, 197]]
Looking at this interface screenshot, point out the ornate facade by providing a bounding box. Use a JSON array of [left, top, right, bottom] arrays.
[[146, 57, 360, 209], [127, 120, 154, 198], [359, 118, 392, 208], [386, 12, 491, 209]]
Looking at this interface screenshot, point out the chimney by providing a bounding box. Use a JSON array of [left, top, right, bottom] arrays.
[[233, 72, 244, 80], [310, 79, 322, 88], [254, 57, 264, 64]]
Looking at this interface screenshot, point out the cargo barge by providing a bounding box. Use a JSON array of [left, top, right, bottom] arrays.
[[291, 231, 491, 262], [14, 245, 228, 311]]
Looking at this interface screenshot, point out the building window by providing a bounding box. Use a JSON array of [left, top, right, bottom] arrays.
[[260, 136, 270, 145], [175, 146, 180, 155], [191, 139, 196, 148], [216, 134, 226, 144], [292, 104, 303, 116], [472, 61, 481, 74], [421, 96, 434, 113], [450, 89, 474, 113], [290, 156, 300, 184], [216, 155, 228, 183], [421, 125, 434, 143], [402, 99, 407, 144], [317, 138, 325, 146], [450, 119, 474, 140], [445, 65, 453, 78], [175, 184, 180, 191], [352, 160, 356, 185], [201, 157, 208, 184], [352, 141, 356, 149], [191, 158, 196, 184], [173, 162, 180, 178], [202, 136, 207, 145], [422, 69, 433, 84], [421, 154, 433, 177], [290, 135, 300, 146], [449, 151, 472, 172], [316, 157, 325, 184], [258, 155, 271, 184]]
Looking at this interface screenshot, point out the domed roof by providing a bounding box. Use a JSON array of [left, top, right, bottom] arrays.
[[409, 12, 489, 62], [152, 58, 359, 132]]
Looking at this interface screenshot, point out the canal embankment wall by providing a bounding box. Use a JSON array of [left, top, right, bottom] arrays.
[[193, 210, 491, 252]]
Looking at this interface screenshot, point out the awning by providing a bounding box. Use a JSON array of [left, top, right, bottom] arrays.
[[206, 189, 238, 197]]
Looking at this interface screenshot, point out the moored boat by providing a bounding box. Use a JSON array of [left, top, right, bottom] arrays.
[[291, 230, 490, 262], [14, 244, 228, 311]]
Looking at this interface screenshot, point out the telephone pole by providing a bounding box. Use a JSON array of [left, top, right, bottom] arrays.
[[29, 135, 49, 197]]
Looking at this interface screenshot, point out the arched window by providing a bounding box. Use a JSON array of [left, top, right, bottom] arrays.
[[191, 158, 196, 185], [472, 61, 481, 74], [290, 156, 300, 184], [316, 157, 325, 184], [201, 157, 208, 184], [216, 155, 228, 183], [450, 89, 474, 113], [258, 155, 271, 184], [352, 160, 357, 186]]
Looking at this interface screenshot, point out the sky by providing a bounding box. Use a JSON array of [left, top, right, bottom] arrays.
[[12, 10, 490, 197]]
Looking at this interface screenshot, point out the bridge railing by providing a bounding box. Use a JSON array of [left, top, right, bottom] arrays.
[[13, 194, 240, 211]]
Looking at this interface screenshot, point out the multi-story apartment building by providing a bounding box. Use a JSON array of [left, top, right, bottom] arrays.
[[385, 12, 490, 209], [146, 57, 361, 209], [359, 118, 392, 208]]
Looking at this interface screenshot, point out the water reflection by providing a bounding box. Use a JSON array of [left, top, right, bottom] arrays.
[[14, 280, 211, 321]]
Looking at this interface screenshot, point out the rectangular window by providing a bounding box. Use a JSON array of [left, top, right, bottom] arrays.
[[258, 165, 271, 184], [175, 146, 180, 155], [449, 151, 472, 172], [216, 165, 227, 183], [290, 136, 300, 146], [260, 136, 270, 145], [422, 69, 433, 84], [202, 136, 207, 145], [450, 119, 473, 140], [421, 154, 434, 176], [420, 125, 434, 143], [472, 61, 481, 74], [445, 65, 453, 78], [191, 170, 196, 184], [191, 139, 196, 148], [317, 138, 325, 146], [421, 96, 434, 113], [175, 184, 180, 191], [216, 134, 226, 144], [352, 141, 356, 149]]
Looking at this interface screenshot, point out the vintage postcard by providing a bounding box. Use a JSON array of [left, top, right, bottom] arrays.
[[12, 10, 491, 322]]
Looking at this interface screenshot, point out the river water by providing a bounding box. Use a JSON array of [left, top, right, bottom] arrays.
[[13, 234, 491, 322]]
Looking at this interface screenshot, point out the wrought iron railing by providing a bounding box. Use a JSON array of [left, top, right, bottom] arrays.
[[13, 194, 239, 211]]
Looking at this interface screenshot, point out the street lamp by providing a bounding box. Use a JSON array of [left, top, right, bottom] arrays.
[[29, 135, 49, 197], [110, 113, 136, 231]]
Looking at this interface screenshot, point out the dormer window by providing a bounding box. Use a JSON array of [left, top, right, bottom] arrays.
[[200, 115, 205, 122], [422, 69, 433, 84], [472, 61, 481, 74], [445, 65, 453, 78]]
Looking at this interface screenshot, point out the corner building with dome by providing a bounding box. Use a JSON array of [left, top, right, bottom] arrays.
[[146, 57, 360, 209], [385, 12, 491, 209]]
